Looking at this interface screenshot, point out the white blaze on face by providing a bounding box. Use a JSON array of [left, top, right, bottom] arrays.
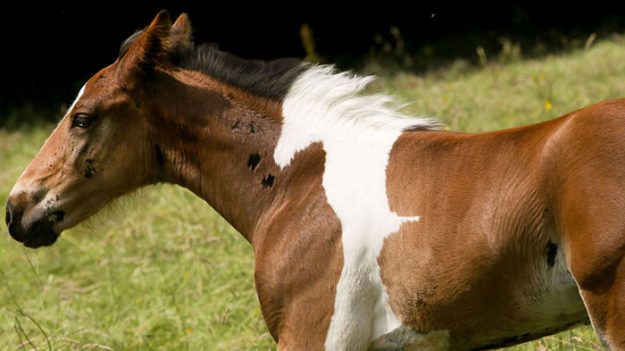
[[275, 66, 434, 350], [68, 84, 86, 115], [10, 84, 87, 198]]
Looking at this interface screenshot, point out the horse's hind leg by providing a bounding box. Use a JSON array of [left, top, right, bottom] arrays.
[[571, 259, 625, 350], [561, 179, 625, 349], [571, 260, 625, 350]]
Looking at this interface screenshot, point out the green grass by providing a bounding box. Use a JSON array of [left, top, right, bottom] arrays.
[[0, 129, 274, 349], [4, 39, 625, 350]]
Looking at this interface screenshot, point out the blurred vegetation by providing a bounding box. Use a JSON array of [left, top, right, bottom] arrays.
[[0, 81, 85, 130], [300, 23, 322, 63], [358, 20, 624, 78]]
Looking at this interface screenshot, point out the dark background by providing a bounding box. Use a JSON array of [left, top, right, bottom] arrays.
[[3, 1, 625, 123]]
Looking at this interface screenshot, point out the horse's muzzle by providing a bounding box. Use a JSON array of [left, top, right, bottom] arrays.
[[5, 199, 59, 248]]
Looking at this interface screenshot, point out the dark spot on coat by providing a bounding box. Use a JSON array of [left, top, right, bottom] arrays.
[[261, 174, 275, 188], [248, 153, 261, 171], [546, 241, 558, 268], [155, 144, 165, 168], [84, 159, 96, 179], [232, 120, 241, 130]]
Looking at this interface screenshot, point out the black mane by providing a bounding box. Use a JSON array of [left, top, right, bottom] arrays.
[[119, 30, 143, 59], [182, 44, 307, 101], [119, 32, 307, 101]]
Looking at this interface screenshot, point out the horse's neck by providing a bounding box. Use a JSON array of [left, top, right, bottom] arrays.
[[151, 70, 297, 242]]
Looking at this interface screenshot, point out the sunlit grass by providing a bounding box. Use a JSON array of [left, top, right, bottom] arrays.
[[3, 39, 625, 350], [0, 128, 274, 350]]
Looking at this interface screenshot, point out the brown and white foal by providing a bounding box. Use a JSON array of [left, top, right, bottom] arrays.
[[6, 11, 625, 350]]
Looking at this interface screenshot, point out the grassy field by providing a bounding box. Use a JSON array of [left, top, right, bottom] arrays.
[[3, 38, 625, 350]]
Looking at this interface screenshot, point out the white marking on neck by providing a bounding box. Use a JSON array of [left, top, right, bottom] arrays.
[[274, 66, 435, 350]]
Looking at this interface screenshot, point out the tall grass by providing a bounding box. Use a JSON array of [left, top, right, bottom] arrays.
[[3, 38, 625, 350]]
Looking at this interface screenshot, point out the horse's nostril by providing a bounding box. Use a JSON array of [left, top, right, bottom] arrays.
[[5, 201, 25, 242], [5, 202, 13, 226], [48, 210, 65, 224]]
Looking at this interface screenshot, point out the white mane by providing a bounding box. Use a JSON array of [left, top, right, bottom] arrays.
[[274, 65, 439, 167]]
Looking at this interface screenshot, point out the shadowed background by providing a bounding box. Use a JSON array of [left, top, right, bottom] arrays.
[[3, 1, 625, 125]]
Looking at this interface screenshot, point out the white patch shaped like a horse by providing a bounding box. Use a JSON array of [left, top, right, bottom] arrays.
[[274, 66, 436, 350]]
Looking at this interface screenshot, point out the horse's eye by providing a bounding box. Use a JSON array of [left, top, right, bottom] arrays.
[[71, 113, 93, 129]]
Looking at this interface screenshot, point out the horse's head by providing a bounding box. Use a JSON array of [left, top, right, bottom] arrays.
[[5, 11, 192, 248]]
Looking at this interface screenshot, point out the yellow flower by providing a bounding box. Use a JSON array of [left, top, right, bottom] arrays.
[[544, 100, 553, 111]]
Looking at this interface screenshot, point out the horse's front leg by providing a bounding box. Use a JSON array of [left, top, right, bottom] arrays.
[[277, 266, 385, 351], [273, 291, 336, 351]]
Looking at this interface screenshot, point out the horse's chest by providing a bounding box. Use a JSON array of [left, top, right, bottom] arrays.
[[321, 136, 421, 349], [274, 117, 423, 348]]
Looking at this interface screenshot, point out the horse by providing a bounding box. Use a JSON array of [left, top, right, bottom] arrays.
[[5, 10, 625, 350]]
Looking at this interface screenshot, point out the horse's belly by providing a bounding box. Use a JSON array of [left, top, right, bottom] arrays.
[[388, 243, 590, 349], [518, 255, 587, 333], [381, 221, 590, 349], [474, 249, 589, 349]]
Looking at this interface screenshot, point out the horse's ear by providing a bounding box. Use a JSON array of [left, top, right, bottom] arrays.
[[119, 10, 173, 72], [170, 13, 193, 53]]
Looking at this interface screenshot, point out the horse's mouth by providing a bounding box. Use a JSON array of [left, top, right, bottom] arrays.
[[22, 229, 59, 248], [6, 202, 61, 248], [9, 220, 59, 248]]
